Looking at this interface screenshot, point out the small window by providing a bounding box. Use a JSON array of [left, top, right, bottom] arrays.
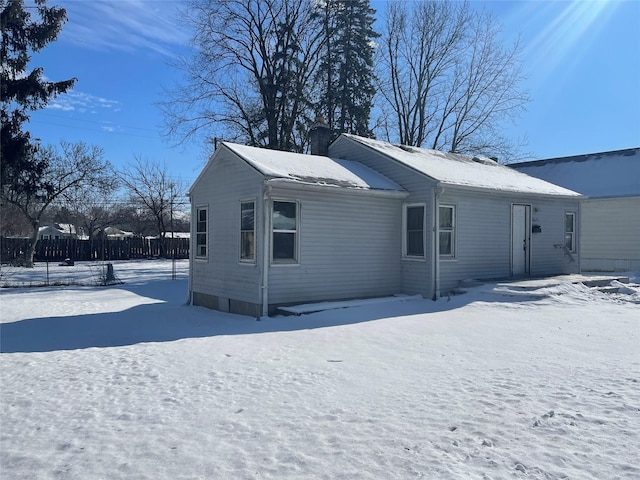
[[196, 206, 208, 258], [404, 205, 425, 258], [564, 212, 576, 252], [439, 205, 456, 257], [272, 201, 298, 263], [240, 201, 255, 262]]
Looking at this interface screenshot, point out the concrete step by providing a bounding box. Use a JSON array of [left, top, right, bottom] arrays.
[[461, 274, 634, 297], [593, 286, 621, 294], [581, 276, 629, 288]]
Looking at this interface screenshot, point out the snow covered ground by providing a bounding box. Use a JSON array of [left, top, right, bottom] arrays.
[[1, 260, 639, 479]]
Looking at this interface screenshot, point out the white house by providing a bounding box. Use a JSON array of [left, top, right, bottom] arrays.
[[189, 130, 583, 317], [509, 148, 640, 271], [103, 226, 135, 239], [38, 223, 80, 240]]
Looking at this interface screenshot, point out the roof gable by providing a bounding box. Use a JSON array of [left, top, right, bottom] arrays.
[[339, 134, 582, 197], [509, 148, 640, 198], [222, 142, 405, 193]]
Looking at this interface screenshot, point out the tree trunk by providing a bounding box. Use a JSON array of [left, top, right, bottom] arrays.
[[25, 221, 40, 268]]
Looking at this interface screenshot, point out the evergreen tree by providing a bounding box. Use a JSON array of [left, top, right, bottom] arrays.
[[315, 0, 378, 137], [1, 0, 76, 194]]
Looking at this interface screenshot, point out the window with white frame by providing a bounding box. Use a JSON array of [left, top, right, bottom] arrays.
[[240, 201, 255, 262], [564, 212, 576, 252], [404, 204, 425, 258], [439, 205, 456, 257], [272, 201, 298, 263], [195, 206, 208, 258]]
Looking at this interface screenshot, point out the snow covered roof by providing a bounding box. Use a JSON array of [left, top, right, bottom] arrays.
[[340, 135, 582, 197], [161, 232, 190, 239], [508, 148, 640, 199], [39, 223, 76, 234], [223, 142, 405, 194], [104, 226, 134, 237]]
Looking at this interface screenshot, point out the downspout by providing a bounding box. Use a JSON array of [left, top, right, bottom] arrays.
[[432, 183, 444, 300], [576, 199, 582, 272], [261, 182, 271, 317]]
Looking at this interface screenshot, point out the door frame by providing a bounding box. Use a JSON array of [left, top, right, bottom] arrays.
[[511, 204, 531, 276]]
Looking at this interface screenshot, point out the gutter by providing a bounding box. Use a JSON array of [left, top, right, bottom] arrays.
[[265, 178, 408, 199], [436, 182, 584, 200], [432, 183, 444, 300]]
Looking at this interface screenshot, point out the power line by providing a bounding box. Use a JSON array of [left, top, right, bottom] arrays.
[[31, 119, 163, 141], [34, 111, 162, 134]]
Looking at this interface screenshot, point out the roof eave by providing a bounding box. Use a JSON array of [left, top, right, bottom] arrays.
[[440, 181, 585, 199], [266, 177, 409, 198]]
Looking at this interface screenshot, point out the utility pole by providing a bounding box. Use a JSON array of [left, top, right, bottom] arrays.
[[170, 183, 176, 280]]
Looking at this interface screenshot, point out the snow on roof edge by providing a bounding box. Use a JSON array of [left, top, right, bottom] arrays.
[[340, 134, 582, 197], [224, 141, 406, 193]]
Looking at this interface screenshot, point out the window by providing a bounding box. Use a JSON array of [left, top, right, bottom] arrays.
[[439, 205, 456, 257], [240, 201, 255, 262], [272, 201, 298, 263], [196, 206, 207, 258], [564, 212, 576, 252], [404, 205, 425, 258]]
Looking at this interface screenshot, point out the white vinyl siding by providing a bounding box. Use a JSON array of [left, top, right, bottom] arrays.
[[195, 206, 208, 258], [329, 136, 436, 298], [240, 201, 255, 262], [267, 189, 402, 305], [581, 196, 640, 271], [403, 204, 425, 258], [437, 190, 581, 294], [190, 149, 264, 308]]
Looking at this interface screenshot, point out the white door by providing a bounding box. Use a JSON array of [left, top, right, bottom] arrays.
[[512, 205, 530, 276]]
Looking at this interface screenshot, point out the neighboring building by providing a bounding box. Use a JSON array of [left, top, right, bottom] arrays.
[[189, 131, 582, 317], [159, 232, 190, 239], [509, 148, 640, 272], [39, 223, 81, 240], [103, 226, 135, 239]]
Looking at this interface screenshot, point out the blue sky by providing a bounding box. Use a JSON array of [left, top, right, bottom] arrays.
[[27, 0, 640, 188]]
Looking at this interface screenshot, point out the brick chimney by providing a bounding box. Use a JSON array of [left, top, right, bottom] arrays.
[[309, 116, 331, 156]]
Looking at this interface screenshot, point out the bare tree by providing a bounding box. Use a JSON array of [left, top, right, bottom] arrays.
[[377, 0, 528, 160], [0, 140, 114, 267], [161, 0, 325, 152], [57, 185, 121, 240], [117, 156, 185, 242]]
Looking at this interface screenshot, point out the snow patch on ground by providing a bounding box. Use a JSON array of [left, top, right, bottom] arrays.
[[1, 260, 639, 479]]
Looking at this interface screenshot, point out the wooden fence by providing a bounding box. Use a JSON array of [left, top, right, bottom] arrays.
[[1, 237, 190, 263]]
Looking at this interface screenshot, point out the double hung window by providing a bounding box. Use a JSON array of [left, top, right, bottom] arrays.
[[272, 201, 298, 263], [196, 206, 208, 258], [564, 212, 576, 252], [439, 205, 456, 257], [240, 201, 255, 262], [404, 205, 425, 258]]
